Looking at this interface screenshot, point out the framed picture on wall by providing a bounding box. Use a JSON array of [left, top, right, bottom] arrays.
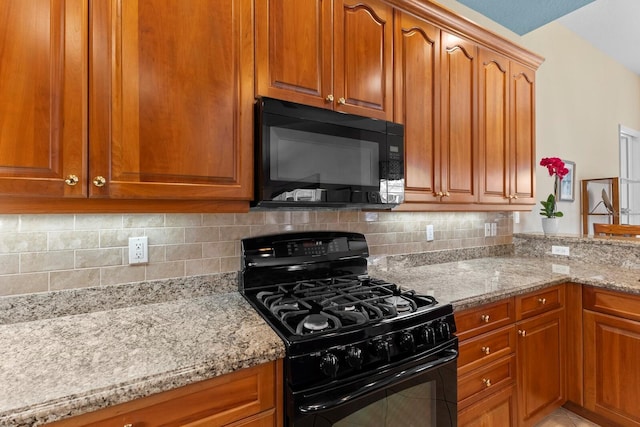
[[559, 160, 575, 201]]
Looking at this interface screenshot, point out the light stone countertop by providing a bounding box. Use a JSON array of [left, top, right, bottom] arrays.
[[0, 292, 285, 427], [3, 254, 640, 426], [370, 256, 640, 311]]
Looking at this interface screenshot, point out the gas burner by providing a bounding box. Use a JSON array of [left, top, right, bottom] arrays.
[[384, 295, 413, 312], [303, 314, 329, 331], [295, 312, 342, 335]]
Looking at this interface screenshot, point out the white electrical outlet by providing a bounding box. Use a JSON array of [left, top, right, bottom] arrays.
[[491, 223, 497, 236], [552, 264, 571, 274], [426, 224, 434, 241], [128, 236, 149, 264], [484, 223, 491, 237], [551, 245, 570, 256], [513, 211, 520, 224]]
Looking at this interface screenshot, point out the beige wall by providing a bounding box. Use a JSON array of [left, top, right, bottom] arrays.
[[0, 211, 511, 296], [435, 0, 640, 234]]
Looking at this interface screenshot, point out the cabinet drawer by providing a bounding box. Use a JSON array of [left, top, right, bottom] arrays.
[[455, 298, 515, 341], [516, 284, 565, 320], [583, 286, 640, 322], [47, 361, 280, 427], [458, 384, 518, 427], [458, 325, 516, 375], [458, 355, 516, 407]]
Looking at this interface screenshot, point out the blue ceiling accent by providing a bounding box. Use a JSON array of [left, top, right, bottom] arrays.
[[457, 0, 596, 35]]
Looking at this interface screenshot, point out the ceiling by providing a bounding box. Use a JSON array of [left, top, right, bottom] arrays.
[[456, 0, 640, 76]]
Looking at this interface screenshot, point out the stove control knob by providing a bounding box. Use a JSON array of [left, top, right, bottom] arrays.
[[398, 331, 416, 353], [421, 326, 436, 345], [345, 346, 364, 370], [373, 340, 392, 362], [438, 322, 451, 340], [319, 353, 340, 378]]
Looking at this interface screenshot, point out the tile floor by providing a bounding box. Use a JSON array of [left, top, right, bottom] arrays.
[[534, 407, 601, 427]]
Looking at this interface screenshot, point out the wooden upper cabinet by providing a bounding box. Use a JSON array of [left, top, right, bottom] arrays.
[[333, 0, 393, 120], [0, 0, 87, 198], [478, 50, 536, 205], [394, 11, 440, 202], [510, 62, 536, 204], [255, 0, 393, 120], [255, 0, 332, 108], [440, 32, 478, 203], [90, 0, 254, 200], [478, 48, 509, 204]]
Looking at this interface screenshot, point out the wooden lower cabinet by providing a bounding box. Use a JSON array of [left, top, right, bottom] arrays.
[[584, 309, 640, 426], [456, 285, 566, 427], [47, 360, 282, 427], [458, 384, 518, 427], [516, 308, 565, 427]]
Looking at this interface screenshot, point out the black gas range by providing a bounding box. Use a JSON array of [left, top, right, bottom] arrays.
[[240, 231, 457, 426]]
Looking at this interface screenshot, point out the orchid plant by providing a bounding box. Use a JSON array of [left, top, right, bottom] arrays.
[[539, 157, 569, 218]]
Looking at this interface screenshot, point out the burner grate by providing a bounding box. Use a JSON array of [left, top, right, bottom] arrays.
[[256, 275, 438, 336]]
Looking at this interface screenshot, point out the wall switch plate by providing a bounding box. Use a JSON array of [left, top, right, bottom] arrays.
[[128, 236, 148, 264], [426, 224, 434, 241], [551, 245, 570, 256], [491, 223, 497, 236], [484, 223, 491, 237]]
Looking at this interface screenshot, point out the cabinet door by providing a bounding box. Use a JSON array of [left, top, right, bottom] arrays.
[[334, 0, 393, 120], [584, 310, 640, 426], [458, 385, 518, 427], [440, 32, 478, 203], [477, 48, 509, 204], [90, 0, 253, 200], [517, 309, 566, 427], [255, 0, 333, 108], [394, 11, 440, 203], [0, 0, 87, 198], [509, 62, 536, 204]]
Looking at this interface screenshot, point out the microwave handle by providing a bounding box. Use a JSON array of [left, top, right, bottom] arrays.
[[298, 348, 458, 414]]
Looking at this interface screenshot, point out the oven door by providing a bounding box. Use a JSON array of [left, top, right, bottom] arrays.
[[288, 347, 457, 427]]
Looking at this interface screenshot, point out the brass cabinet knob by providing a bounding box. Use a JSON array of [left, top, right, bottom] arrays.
[[482, 378, 492, 387], [64, 174, 79, 186], [518, 329, 527, 337], [92, 176, 106, 187], [513, 194, 519, 199], [124, 424, 133, 427], [538, 297, 547, 305], [480, 314, 490, 323], [326, 94, 334, 102], [338, 97, 346, 105], [444, 191, 450, 197], [436, 191, 444, 197], [481, 346, 490, 355]]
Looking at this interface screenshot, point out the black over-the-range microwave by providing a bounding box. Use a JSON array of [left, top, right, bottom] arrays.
[[253, 97, 405, 210]]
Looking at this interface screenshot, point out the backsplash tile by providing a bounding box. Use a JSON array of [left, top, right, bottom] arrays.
[[0, 211, 513, 296]]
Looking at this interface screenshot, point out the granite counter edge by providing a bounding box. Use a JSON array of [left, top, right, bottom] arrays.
[[451, 274, 640, 311], [1, 346, 286, 427]]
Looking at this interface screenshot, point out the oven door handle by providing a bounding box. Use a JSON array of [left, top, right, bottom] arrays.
[[298, 348, 458, 414]]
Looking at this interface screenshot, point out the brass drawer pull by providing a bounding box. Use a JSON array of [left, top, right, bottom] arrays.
[[518, 329, 527, 337], [338, 97, 346, 105], [482, 378, 492, 387], [325, 94, 334, 102], [480, 314, 490, 323], [538, 297, 547, 305], [481, 346, 490, 355]]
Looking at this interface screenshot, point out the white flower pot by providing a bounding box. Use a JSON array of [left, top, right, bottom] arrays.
[[541, 217, 560, 235]]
